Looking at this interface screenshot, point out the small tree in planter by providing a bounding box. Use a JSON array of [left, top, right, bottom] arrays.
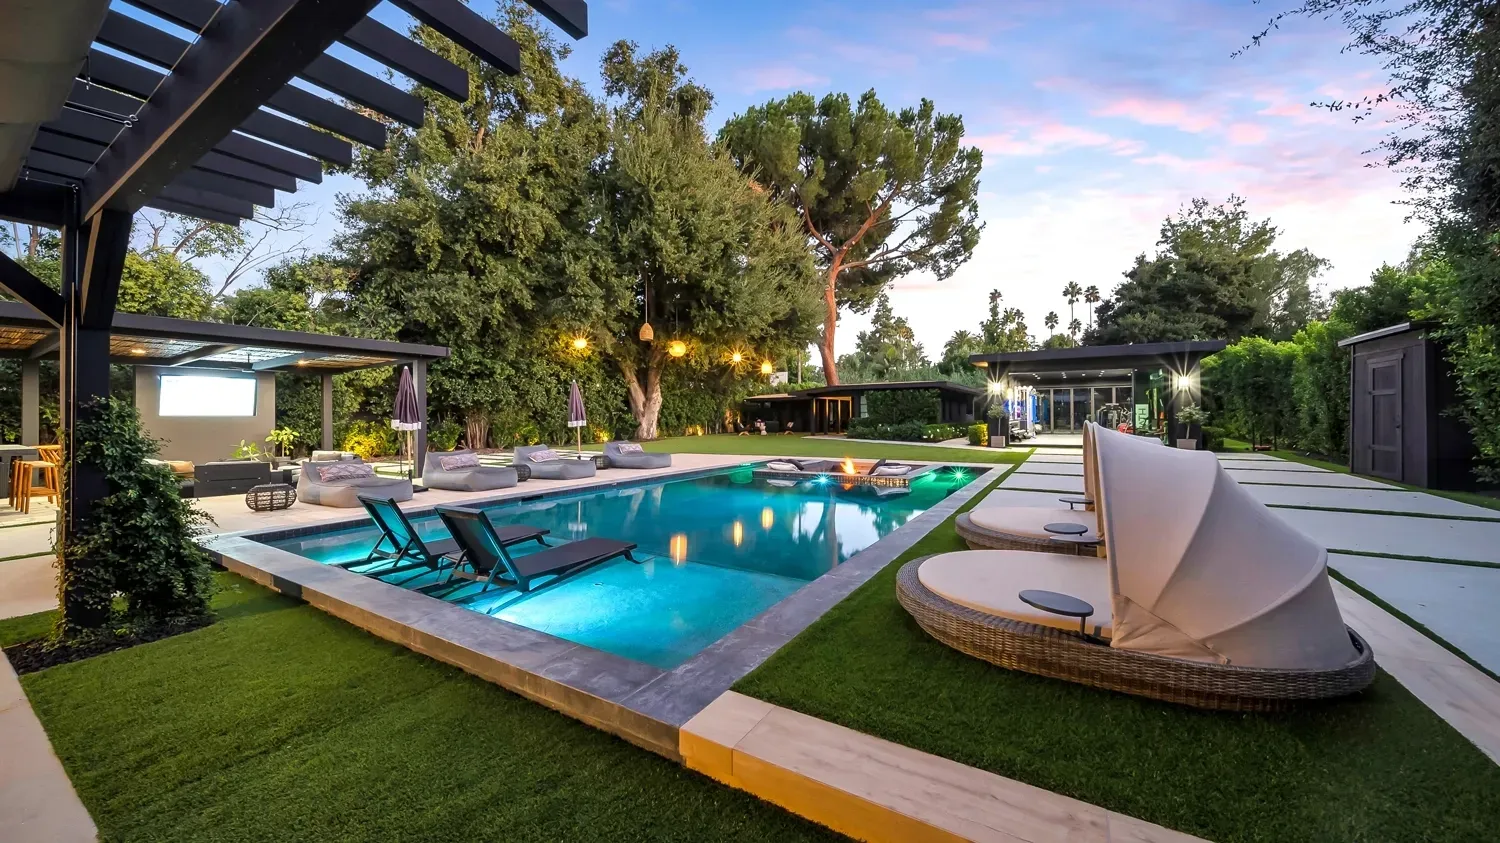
[[1176, 404, 1209, 450], [265, 427, 300, 462], [58, 398, 215, 638]]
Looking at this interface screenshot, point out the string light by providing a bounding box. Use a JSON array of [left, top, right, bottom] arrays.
[[572, 337, 588, 350]]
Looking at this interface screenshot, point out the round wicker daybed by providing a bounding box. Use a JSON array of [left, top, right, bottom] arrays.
[[955, 508, 1098, 556], [896, 557, 1376, 712]]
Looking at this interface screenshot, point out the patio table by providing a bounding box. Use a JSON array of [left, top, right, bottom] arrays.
[[0, 445, 40, 501]]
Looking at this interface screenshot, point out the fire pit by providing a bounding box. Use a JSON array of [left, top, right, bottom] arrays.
[[752, 458, 936, 488]]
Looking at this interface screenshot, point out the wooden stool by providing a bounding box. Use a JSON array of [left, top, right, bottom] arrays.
[[15, 460, 58, 515], [37, 445, 62, 465]]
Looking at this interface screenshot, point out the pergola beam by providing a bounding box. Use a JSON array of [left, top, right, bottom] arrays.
[[80, 0, 382, 220], [79, 210, 133, 330], [523, 0, 589, 39], [0, 253, 65, 326], [165, 343, 242, 367], [251, 350, 329, 371], [393, 0, 522, 75], [0, 180, 72, 228]]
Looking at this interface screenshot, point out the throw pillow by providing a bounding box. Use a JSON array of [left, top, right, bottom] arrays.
[[873, 464, 912, 476], [615, 443, 644, 454], [527, 448, 562, 463], [766, 460, 800, 472], [439, 453, 481, 471], [318, 462, 375, 482]]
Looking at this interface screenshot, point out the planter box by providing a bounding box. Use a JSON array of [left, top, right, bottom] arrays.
[[1176, 439, 1198, 450]]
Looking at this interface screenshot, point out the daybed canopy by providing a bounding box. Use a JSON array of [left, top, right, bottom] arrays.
[[1093, 426, 1356, 670]]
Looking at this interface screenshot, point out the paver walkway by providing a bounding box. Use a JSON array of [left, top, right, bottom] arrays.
[[1225, 469, 1395, 489], [1331, 554, 1500, 675], [1244, 485, 1500, 519], [0, 654, 95, 842], [998, 472, 1083, 494], [1274, 507, 1500, 564]]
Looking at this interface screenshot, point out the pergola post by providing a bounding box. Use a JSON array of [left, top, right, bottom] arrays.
[[20, 360, 40, 445], [412, 359, 427, 478], [321, 372, 334, 451]]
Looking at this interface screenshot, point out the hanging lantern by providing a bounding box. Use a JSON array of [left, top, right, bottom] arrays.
[[760, 361, 774, 375], [638, 322, 654, 342], [571, 336, 589, 350], [668, 340, 687, 358]]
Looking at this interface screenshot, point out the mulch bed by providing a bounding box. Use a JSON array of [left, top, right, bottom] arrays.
[[5, 617, 216, 675]]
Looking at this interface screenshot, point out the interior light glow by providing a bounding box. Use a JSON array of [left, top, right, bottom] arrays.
[[986, 381, 1004, 395], [159, 374, 257, 417]]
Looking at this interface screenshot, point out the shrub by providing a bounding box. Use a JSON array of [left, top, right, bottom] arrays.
[[1202, 425, 1227, 452], [340, 420, 398, 460], [866, 389, 940, 425], [968, 423, 988, 446], [846, 419, 926, 441], [921, 423, 962, 442], [59, 397, 215, 637], [429, 419, 463, 452]]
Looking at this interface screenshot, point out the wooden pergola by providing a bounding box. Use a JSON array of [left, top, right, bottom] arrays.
[[0, 0, 588, 541]]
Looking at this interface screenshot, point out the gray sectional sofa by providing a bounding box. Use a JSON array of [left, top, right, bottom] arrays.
[[514, 444, 596, 480], [603, 441, 671, 470], [298, 459, 412, 507], [421, 449, 518, 492]]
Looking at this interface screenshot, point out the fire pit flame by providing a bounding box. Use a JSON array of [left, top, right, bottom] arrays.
[[841, 458, 856, 475]]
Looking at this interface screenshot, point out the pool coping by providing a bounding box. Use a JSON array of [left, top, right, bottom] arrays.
[[203, 460, 1005, 759]]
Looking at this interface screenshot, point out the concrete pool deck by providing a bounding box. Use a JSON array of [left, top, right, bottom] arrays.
[[206, 456, 1006, 758]]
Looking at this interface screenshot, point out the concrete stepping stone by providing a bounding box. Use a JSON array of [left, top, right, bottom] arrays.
[[1244, 485, 1500, 520], [975, 489, 1086, 510], [999, 472, 1083, 494], [1027, 454, 1082, 464], [1227, 470, 1394, 489], [1217, 460, 1330, 473], [1272, 508, 1500, 564], [1017, 463, 1084, 476], [1330, 553, 1500, 675]]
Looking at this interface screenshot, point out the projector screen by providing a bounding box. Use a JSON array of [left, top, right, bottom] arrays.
[[158, 374, 258, 418]]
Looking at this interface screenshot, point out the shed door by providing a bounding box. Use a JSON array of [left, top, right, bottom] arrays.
[[1366, 354, 1403, 480]]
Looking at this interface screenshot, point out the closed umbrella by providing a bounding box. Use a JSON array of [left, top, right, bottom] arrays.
[[567, 380, 587, 457], [392, 366, 422, 478]]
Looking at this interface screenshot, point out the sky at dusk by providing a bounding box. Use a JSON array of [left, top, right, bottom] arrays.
[[195, 0, 1421, 358]]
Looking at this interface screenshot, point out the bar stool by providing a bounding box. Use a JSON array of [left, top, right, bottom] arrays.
[[37, 445, 62, 465], [14, 460, 59, 515]]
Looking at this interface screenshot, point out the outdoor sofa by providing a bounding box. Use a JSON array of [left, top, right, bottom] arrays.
[[298, 459, 412, 507], [421, 449, 518, 492], [514, 444, 596, 480], [602, 441, 671, 470]]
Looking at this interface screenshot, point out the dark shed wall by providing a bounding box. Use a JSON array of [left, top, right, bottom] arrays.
[[1349, 331, 1428, 485]]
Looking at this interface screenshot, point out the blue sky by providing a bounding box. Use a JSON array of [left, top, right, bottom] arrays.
[[195, 0, 1419, 356]]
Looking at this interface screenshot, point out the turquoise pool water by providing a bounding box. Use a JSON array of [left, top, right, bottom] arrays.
[[262, 465, 972, 668]]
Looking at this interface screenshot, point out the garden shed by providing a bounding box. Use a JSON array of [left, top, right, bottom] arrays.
[[1339, 321, 1476, 489]]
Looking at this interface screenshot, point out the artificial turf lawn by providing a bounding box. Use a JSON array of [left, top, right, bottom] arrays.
[[733, 480, 1500, 843], [5, 574, 842, 843], [584, 433, 1029, 464]]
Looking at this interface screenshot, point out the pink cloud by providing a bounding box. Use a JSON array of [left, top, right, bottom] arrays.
[[736, 65, 830, 93], [973, 122, 1122, 158], [1093, 96, 1220, 133], [1226, 122, 1269, 145], [928, 32, 989, 52]]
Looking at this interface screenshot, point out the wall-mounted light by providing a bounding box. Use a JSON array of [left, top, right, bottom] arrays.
[[572, 336, 589, 350], [760, 361, 774, 375], [1174, 373, 1193, 391], [668, 340, 687, 358], [986, 380, 1004, 395]]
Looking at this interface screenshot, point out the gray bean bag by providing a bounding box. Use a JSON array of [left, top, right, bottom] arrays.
[[422, 449, 517, 492], [603, 441, 671, 469], [514, 445, 596, 480], [298, 460, 412, 507]]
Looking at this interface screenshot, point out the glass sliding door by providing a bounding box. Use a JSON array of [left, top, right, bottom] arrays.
[[1049, 389, 1073, 433]]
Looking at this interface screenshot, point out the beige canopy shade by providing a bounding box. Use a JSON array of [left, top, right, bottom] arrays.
[[1093, 426, 1357, 669]]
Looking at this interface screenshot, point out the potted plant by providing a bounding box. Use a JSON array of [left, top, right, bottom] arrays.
[[1175, 404, 1208, 450], [265, 427, 300, 466]]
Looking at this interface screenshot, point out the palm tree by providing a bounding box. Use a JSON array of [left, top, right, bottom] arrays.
[[1068, 317, 1082, 338], [1084, 285, 1100, 327], [1062, 281, 1082, 326], [1044, 311, 1059, 337]]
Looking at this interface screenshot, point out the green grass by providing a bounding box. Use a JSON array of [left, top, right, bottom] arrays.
[[584, 433, 1029, 464], [6, 573, 840, 843], [733, 483, 1500, 843], [0, 606, 56, 647]]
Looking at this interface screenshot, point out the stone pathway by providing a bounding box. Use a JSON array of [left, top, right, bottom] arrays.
[[1331, 554, 1500, 675], [1226, 469, 1395, 489], [0, 654, 96, 842], [1013, 462, 1084, 476], [998, 471, 1083, 494], [1274, 508, 1500, 564], [1216, 460, 1330, 472], [1243, 485, 1500, 519], [0, 557, 56, 621]]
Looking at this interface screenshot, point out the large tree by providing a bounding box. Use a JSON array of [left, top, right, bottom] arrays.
[[838, 292, 929, 381], [1089, 197, 1328, 345], [565, 43, 820, 439], [978, 290, 1031, 352], [719, 90, 983, 384]]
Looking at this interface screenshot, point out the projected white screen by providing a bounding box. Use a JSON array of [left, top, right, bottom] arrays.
[[158, 375, 257, 417]]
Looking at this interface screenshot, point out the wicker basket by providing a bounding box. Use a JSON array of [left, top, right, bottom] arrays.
[[896, 557, 1376, 712], [955, 512, 1097, 557], [245, 483, 297, 512], [514, 463, 532, 482]]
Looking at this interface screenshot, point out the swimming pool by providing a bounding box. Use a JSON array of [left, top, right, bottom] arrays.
[[261, 465, 974, 668]]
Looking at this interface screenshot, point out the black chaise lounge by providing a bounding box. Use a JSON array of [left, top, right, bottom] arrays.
[[435, 505, 638, 593], [352, 495, 548, 578]]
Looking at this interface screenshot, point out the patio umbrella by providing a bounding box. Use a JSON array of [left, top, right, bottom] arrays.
[[1093, 426, 1356, 670], [567, 380, 587, 456], [391, 366, 422, 478]]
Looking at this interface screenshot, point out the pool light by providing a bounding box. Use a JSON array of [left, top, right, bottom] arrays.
[[760, 507, 774, 530], [732, 520, 744, 547], [669, 533, 688, 565]]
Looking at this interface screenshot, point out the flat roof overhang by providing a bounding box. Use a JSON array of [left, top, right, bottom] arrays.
[[970, 340, 1227, 375], [0, 300, 447, 372], [790, 380, 984, 398]]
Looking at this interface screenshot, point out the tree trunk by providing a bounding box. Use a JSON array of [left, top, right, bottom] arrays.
[[820, 261, 841, 385], [464, 409, 490, 451], [621, 362, 664, 440]]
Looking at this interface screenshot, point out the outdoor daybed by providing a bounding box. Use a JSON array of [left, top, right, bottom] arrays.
[[298, 459, 412, 507], [514, 445, 596, 480], [959, 422, 1101, 555], [602, 441, 672, 469], [898, 426, 1376, 711], [422, 449, 518, 492]]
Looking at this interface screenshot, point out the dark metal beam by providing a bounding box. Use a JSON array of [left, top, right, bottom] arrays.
[[344, 17, 468, 102], [79, 210, 133, 330], [251, 350, 329, 370], [266, 84, 386, 149], [31, 130, 106, 164], [174, 168, 276, 208], [0, 180, 72, 228], [198, 151, 297, 192], [393, 0, 521, 75], [239, 110, 354, 166], [165, 343, 242, 366], [145, 198, 243, 227], [156, 185, 254, 220], [81, 0, 381, 219], [41, 126, 296, 197], [523, 0, 588, 39], [27, 335, 61, 360], [216, 133, 322, 183], [24, 151, 91, 180], [0, 254, 65, 326]]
